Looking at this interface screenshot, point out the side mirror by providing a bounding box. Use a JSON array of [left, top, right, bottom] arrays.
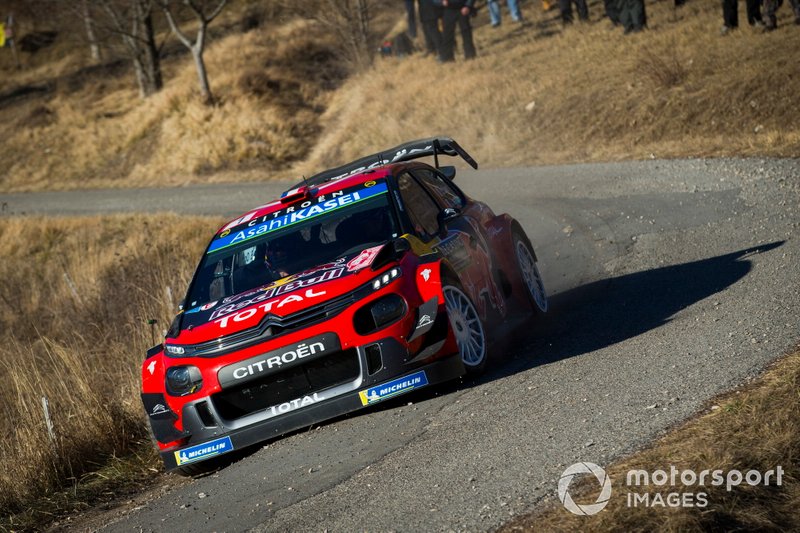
[[392, 237, 411, 254], [438, 207, 459, 225], [440, 165, 456, 181]]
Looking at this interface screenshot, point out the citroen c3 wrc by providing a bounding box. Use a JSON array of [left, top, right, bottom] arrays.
[[141, 137, 548, 473]]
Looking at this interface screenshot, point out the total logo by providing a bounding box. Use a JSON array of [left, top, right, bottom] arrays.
[[267, 392, 324, 417], [214, 288, 327, 328], [558, 462, 612, 516]]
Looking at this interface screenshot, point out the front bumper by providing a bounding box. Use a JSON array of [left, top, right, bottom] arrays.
[[159, 340, 464, 471]]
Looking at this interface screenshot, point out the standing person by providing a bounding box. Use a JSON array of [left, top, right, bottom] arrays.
[[617, 0, 646, 33], [603, 0, 620, 24], [721, 0, 764, 33], [419, 0, 443, 56], [559, 0, 589, 24], [439, 0, 476, 62], [487, 0, 523, 26], [763, 0, 800, 30], [404, 0, 418, 38]]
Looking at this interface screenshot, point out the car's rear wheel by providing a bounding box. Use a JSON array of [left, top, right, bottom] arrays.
[[443, 284, 487, 375], [514, 231, 548, 313]]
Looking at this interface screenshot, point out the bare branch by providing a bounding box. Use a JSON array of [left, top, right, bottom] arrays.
[[159, 0, 227, 102], [160, 2, 193, 49]]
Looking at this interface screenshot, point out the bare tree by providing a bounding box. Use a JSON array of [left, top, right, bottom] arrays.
[[82, 0, 102, 61], [159, 0, 227, 104], [95, 0, 163, 98], [288, 0, 375, 71]]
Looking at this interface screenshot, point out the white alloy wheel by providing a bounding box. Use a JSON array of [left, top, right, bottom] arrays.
[[515, 238, 548, 313], [443, 285, 487, 369]]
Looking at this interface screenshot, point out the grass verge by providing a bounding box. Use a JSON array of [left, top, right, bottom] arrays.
[[0, 214, 221, 531], [1, 442, 166, 532], [503, 346, 800, 532]]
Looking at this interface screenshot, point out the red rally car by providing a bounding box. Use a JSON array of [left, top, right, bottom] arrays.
[[141, 137, 548, 473]]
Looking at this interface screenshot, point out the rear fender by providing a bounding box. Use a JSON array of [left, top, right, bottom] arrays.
[[484, 214, 536, 308]]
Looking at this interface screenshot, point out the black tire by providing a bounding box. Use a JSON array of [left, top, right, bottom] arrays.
[[177, 462, 210, 477], [512, 230, 548, 314], [176, 457, 223, 477], [442, 280, 488, 375]]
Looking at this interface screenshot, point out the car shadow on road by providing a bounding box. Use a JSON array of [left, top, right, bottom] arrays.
[[481, 240, 786, 383]]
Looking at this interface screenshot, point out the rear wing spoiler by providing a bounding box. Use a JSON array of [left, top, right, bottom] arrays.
[[300, 137, 478, 187]]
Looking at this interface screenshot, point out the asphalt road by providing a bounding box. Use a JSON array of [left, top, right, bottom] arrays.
[[7, 159, 798, 532]]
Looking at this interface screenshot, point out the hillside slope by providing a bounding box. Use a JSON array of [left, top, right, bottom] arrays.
[[0, 1, 798, 192]]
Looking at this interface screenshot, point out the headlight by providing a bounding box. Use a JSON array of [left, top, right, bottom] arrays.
[[165, 365, 203, 396], [165, 344, 186, 356], [164, 343, 197, 358], [353, 294, 407, 335], [371, 267, 401, 290]]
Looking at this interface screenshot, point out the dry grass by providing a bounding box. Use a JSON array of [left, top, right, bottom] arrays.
[[0, 214, 221, 527], [503, 347, 800, 532], [0, 17, 348, 192], [303, 1, 800, 173], [1, 2, 798, 192]]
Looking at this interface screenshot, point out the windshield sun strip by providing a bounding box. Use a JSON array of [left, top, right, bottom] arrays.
[[207, 182, 389, 255]]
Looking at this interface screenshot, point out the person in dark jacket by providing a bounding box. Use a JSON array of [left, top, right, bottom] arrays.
[[419, 0, 443, 56], [617, 0, 646, 33], [404, 0, 418, 38], [721, 0, 764, 33], [437, 0, 476, 62], [604, 0, 620, 25], [560, 0, 589, 24], [763, 0, 800, 30]]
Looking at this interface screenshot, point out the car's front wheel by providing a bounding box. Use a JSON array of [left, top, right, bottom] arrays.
[[513, 231, 548, 314], [443, 283, 487, 375]]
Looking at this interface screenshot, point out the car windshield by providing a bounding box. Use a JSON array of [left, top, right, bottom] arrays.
[[185, 185, 399, 309]]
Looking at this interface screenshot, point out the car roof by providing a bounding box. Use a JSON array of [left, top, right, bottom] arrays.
[[215, 166, 398, 236], [215, 136, 479, 236]]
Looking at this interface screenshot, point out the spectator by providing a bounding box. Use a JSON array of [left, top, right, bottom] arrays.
[[404, 0, 418, 38], [419, 0, 443, 56], [617, 0, 646, 33], [487, 0, 523, 26], [721, 0, 764, 33], [603, 0, 620, 24], [560, 0, 589, 24], [763, 0, 800, 30], [438, 0, 477, 62]]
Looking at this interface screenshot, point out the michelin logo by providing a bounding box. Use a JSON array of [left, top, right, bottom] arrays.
[[174, 436, 233, 466], [359, 371, 428, 406]]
